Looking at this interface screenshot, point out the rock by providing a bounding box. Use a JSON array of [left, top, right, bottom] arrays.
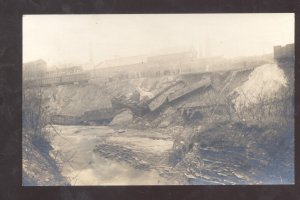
[[158, 120, 171, 128], [194, 125, 202, 132], [129, 90, 140, 102], [110, 109, 133, 125], [116, 129, 126, 133]]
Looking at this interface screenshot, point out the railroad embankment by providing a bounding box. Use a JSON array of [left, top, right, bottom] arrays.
[[24, 60, 293, 129]]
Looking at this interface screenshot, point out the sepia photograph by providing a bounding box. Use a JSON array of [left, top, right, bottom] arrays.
[[22, 14, 294, 186]]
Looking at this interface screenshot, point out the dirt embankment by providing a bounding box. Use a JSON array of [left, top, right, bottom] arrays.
[[22, 129, 69, 186], [34, 61, 292, 129], [27, 61, 293, 184]]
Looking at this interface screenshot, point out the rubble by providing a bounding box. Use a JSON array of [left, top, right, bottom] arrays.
[[148, 81, 185, 111]]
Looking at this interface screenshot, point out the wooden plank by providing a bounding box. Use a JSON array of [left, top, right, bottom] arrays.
[[148, 82, 185, 111], [148, 93, 168, 111], [168, 78, 211, 102]]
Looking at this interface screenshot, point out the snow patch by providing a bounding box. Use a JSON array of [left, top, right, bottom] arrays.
[[232, 63, 287, 110]]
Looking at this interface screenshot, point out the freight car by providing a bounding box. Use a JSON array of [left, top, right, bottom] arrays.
[[24, 71, 90, 88], [60, 72, 90, 85], [111, 97, 149, 116], [49, 114, 81, 125], [81, 108, 116, 125], [167, 77, 211, 102]]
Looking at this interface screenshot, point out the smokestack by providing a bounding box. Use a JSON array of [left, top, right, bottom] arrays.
[[205, 36, 211, 57], [89, 42, 94, 65]]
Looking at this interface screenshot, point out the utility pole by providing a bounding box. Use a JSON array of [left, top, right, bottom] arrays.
[[89, 41, 95, 78]]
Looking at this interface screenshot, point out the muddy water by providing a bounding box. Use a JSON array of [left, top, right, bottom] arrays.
[[49, 125, 173, 185]]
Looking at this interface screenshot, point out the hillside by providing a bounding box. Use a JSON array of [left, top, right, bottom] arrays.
[[23, 60, 294, 185]]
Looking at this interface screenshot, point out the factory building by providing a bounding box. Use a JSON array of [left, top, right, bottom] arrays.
[[274, 43, 295, 62], [23, 59, 47, 80]]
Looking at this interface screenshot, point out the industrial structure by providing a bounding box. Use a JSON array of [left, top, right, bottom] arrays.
[[274, 43, 295, 62], [23, 59, 47, 80]]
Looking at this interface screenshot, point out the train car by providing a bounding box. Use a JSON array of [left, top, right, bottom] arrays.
[[49, 114, 81, 125], [148, 81, 185, 112], [24, 71, 91, 88], [168, 77, 211, 103], [61, 72, 90, 84], [111, 97, 148, 116], [42, 76, 61, 86], [81, 108, 116, 124]]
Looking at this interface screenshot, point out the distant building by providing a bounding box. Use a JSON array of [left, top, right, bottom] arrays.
[[274, 43, 294, 61], [46, 66, 83, 77], [147, 49, 196, 64], [96, 55, 146, 68], [23, 59, 47, 80]]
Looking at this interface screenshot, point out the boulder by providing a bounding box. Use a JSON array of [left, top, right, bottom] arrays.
[[158, 120, 171, 128], [110, 109, 133, 125]]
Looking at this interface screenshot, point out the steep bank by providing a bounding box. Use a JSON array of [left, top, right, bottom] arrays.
[[170, 121, 294, 184], [22, 129, 69, 186]]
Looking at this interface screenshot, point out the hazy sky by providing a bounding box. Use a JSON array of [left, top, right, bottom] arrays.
[[23, 14, 294, 67]]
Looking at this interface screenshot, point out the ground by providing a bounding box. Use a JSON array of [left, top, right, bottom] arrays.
[[22, 61, 294, 185], [42, 119, 293, 185], [48, 125, 181, 185]]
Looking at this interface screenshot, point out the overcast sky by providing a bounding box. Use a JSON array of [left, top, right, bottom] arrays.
[[23, 14, 294, 67]]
